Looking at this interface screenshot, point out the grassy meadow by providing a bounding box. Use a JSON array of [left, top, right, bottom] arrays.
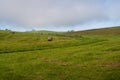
[[0, 27, 120, 80]]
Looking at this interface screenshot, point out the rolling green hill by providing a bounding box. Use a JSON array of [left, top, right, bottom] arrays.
[[0, 27, 120, 80], [69, 26, 120, 35]]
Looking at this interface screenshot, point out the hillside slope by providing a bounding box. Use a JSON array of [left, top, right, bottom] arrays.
[[69, 26, 120, 35], [0, 27, 120, 80]]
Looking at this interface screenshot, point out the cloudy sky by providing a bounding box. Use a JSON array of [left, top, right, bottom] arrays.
[[0, 0, 120, 31]]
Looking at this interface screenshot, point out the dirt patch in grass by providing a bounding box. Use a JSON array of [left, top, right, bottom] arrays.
[[98, 61, 120, 67], [40, 57, 73, 66]]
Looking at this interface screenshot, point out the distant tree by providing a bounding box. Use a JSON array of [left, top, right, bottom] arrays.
[[5, 29, 9, 31], [32, 29, 36, 31], [67, 30, 70, 32], [70, 30, 74, 32], [5, 29, 11, 31]]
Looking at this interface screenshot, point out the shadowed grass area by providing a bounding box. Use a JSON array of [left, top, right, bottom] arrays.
[[0, 27, 120, 80]]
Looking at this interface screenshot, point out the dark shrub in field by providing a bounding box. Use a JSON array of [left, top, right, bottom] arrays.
[[11, 31, 15, 34]]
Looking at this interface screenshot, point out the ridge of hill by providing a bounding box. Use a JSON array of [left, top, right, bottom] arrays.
[[69, 26, 120, 35]]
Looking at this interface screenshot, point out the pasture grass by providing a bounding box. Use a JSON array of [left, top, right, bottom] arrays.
[[0, 27, 120, 80]]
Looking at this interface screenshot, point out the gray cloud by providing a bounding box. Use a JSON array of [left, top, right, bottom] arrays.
[[0, 0, 107, 25], [0, 0, 120, 31]]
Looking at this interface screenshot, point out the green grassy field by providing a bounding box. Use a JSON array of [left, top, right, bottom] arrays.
[[0, 27, 120, 80]]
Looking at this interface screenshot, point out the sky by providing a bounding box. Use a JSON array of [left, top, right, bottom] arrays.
[[0, 0, 120, 31]]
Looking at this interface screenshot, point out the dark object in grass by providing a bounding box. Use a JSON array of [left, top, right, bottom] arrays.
[[48, 37, 53, 41], [11, 32, 15, 34]]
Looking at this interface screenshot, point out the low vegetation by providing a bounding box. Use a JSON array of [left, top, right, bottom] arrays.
[[0, 27, 120, 80]]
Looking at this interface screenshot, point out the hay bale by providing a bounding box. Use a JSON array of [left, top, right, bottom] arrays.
[[48, 37, 53, 41]]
